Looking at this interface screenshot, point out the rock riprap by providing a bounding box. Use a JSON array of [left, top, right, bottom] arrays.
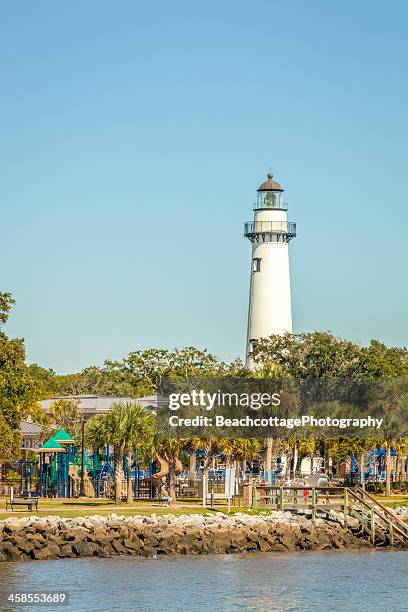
[[0, 512, 371, 562]]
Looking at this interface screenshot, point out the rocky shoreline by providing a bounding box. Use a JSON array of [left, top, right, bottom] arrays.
[[0, 511, 377, 562]]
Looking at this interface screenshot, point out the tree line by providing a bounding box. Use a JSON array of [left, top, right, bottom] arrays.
[[1, 291, 408, 496]]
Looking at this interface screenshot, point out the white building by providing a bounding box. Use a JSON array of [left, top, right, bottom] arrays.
[[245, 172, 296, 365], [39, 395, 164, 420]]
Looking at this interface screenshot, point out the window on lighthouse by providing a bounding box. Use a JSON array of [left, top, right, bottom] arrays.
[[253, 258, 261, 272]]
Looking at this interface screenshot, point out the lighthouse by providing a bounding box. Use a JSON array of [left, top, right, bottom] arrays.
[[244, 172, 296, 366]]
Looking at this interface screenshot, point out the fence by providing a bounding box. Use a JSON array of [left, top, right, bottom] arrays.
[[245, 484, 345, 519]]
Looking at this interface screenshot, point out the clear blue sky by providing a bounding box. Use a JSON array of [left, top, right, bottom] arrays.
[[2, 1, 408, 373]]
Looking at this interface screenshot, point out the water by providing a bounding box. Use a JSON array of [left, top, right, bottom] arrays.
[[0, 550, 407, 612]]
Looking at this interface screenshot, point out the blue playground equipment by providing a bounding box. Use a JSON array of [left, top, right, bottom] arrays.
[[37, 431, 152, 499], [92, 447, 115, 498], [351, 448, 400, 483], [19, 460, 37, 496], [39, 430, 76, 497]]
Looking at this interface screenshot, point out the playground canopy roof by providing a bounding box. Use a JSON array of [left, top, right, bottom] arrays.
[[40, 435, 66, 452], [53, 428, 75, 444]]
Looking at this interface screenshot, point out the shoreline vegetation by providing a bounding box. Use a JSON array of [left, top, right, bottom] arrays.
[[0, 510, 382, 563]]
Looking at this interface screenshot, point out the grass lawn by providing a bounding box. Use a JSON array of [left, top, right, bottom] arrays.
[[382, 500, 408, 509], [1, 493, 406, 519], [373, 494, 408, 500], [372, 494, 408, 508], [0, 498, 242, 520]]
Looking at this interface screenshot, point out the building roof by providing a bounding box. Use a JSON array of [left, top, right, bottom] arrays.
[[39, 395, 164, 417], [20, 421, 43, 436], [258, 172, 284, 192]]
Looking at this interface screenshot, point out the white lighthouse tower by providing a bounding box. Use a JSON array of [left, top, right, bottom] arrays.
[[244, 172, 296, 365]]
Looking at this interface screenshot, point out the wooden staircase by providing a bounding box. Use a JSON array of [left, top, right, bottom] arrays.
[[246, 483, 408, 547], [344, 486, 408, 547]]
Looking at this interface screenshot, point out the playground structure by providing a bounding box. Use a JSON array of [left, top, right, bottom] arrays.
[[38, 432, 120, 499], [38, 430, 76, 497], [31, 431, 175, 499], [68, 465, 95, 498], [151, 456, 183, 485]]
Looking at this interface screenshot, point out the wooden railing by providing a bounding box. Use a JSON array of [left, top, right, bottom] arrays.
[[345, 486, 408, 547], [248, 485, 344, 521], [245, 483, 408, 547]]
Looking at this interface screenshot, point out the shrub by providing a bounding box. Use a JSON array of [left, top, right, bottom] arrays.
[[366, 482, 385, 494], [3, 470, 20, 483]]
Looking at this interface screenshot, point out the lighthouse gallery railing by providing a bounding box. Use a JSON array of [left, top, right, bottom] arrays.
[[244, 220, 297, 237]]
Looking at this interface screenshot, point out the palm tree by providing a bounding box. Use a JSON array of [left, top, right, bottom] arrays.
[[119, 403, 156, 503], [186, 437, 223, 504], [230, 438, 261, 483], [370, 378, 408, 496], [153, 437, 186, 499], [280, 436, 298, 480], [394, 437, 408, 482], [85, 402, 156, 505], [297, 437, 317, 476], [84, 414, 106, 451], [188, 449, 196, 485], [232, 438, 261, 464], [217, 438, 236, 468], [252, 361, 291, 478], [190, 437, 222, 470]]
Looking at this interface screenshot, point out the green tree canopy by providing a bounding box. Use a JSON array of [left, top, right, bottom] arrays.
[[0, 413, 20, 464], [0, 293, 39, 429], [42, 347, 242, 398], [49, 399, 81, 437], [251, 331, 408, 379], [0, 292, 15, 325]]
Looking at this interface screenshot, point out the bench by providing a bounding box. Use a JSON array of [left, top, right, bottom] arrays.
[[207, 492, 230, 502], [6, 498, 38, 512]]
